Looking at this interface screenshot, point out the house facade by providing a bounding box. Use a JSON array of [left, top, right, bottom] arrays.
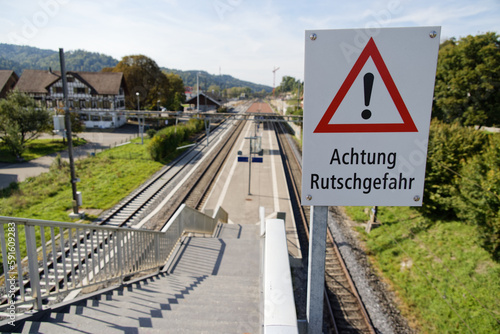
[[15, 69, 128, 128], [0, 70, 19, 98], [185, 92, 221, 112]]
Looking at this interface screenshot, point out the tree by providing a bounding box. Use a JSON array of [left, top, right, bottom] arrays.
[[207, 84, 221, 96], [433, 33, 500, 126], [0, 90, 51, 158], [105, 55, 170, 110], [275, 76, 302, 96], [164, 72, 186, 111], [224, 86, 251, 99]]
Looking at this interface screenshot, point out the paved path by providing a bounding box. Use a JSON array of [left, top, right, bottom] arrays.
[[0, 125, 139, 189]]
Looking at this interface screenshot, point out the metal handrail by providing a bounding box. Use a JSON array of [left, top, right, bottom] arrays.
[[0, 206, 227, 314]]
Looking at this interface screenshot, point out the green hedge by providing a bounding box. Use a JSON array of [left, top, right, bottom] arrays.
[[422, 120, 500, 260], [148, 119, 204, 163]]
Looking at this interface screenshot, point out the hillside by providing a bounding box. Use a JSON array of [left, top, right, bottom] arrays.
[[0, 44, 118, 74], [163, 69, 272, 93], [0, 43, 272, 92]]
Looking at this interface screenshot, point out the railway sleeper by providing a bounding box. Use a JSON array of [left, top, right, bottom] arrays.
[[335, 318, 370, 332]]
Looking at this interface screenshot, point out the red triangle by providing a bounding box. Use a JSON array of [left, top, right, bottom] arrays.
[[314, 37, 418, 133]]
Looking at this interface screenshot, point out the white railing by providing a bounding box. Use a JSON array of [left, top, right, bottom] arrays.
[[0, 206, 227, 314], [263, 218, 298, 334]]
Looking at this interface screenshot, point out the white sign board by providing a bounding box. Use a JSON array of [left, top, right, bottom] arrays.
[[301, 27, 440, 206]]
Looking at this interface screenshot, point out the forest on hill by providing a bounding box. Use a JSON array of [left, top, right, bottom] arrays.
[[0, 43, 272, 93]]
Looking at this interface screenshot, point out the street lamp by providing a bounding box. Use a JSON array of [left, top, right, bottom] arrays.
[[136, 92, 144, 144]]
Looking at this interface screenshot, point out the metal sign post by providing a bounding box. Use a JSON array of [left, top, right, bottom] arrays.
[[306, 205, 328, 334], [244, 136, 257, 195]]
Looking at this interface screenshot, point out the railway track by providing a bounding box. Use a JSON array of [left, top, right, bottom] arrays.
[[272, 114, 375, 334], [147, 118, 246, 222], [184, 119, 246, 210], [99, 120, 225, 228]]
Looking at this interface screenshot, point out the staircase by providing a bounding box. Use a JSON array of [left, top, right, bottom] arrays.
[[9, 224, 262, 334]]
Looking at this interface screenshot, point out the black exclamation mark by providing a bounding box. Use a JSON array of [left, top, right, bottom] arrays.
[[362, 72, 374, 120]]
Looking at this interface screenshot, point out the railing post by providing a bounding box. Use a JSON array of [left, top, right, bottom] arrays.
[[117, 230, 123, 284], [0, 226, 11, 298], [155, 234, 160, 267], [25, 224, 43, 310]]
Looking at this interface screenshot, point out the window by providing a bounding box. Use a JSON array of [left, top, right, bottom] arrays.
[[53, 87, 63, 94], [74, 87, 86, 94], [103, 116, 112, 122], [91, 115, 100, 121], [67, 76, 75, 83], [80, 114, 89, 121]]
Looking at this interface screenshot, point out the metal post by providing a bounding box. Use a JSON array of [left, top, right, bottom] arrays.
[[141, 116, 144, 145], [136, 92, 144, 145], [307, 205, 328, 334], [25, 224, 43, 310], [155, 234, 160, 267], [248, 137, 252, 195], [117, 231, 123, 283], [59, 48, 79, 216], [197, 72, 200, 112], [205, 119, 210, 146]]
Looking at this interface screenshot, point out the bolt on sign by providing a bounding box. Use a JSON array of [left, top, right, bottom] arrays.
[[301, 27, 441, 206]]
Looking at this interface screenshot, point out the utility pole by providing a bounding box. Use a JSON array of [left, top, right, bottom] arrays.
[[59, 48, 79, 217], [197, 72, 200, 112], [272, 66, 280, 96]]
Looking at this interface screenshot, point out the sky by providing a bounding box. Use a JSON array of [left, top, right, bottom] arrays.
[[1, 0, 499, 87]]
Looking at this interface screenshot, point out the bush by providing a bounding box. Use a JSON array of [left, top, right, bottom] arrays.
[[422, 120, 487, 217], [147, 119, 204, 163], [146, 129, 157, 139], [455, 135, 500, 260]]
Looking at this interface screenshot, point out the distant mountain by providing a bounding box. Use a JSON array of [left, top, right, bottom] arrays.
[[164, 69, 272, 93], [0, 44, 118, 74], [0, 43, 272, 92]]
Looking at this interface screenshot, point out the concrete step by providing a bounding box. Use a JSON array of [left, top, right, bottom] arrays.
[[215, 224, 259, 239], [21, 318, 258, 334]]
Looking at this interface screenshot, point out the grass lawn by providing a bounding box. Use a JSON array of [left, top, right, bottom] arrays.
[[0, 137, 87, 163], [0, 137, 163, 222], [345, 206, 500, 333], [0, 134, 197, 274]]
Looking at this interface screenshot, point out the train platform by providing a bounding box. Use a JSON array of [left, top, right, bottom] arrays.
[[202, 118, 302, 262]]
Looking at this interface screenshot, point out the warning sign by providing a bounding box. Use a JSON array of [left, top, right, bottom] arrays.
[[315, 37, 417, 133], [301, 27, 441, 206]]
